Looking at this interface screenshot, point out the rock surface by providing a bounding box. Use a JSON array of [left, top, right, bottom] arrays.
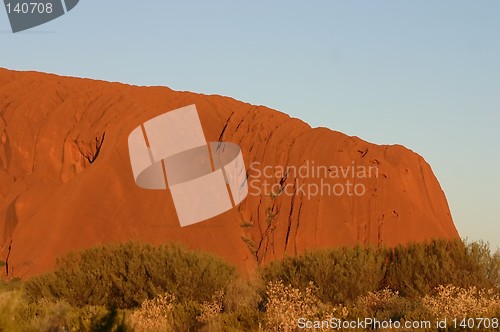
[[0, 69, 459, 279]]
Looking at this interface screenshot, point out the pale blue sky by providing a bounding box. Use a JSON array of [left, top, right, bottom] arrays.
[[1, 1, 499, 248]]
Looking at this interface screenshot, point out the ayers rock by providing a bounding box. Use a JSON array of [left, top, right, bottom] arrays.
[[0, 69, 459, 279]]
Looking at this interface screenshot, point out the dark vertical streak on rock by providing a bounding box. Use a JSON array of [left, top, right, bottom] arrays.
[[294, 196, 303, 256], [284, 186, 296, 253], [5, 241, 12, 276], [218, 112, 234, 141]]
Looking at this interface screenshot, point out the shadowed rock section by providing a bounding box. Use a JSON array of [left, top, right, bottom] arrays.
[[0, 68, 459, 279]]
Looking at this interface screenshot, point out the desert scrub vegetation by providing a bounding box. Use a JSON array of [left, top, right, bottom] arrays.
[[0, 288, 129, 331], [264, 280, 320, 331], [260, 239, 500, 303], [128, 293, 175, 331], [25, 242, 235, 308], [0, 239, 498, 331], [422, 284, 500, 321]]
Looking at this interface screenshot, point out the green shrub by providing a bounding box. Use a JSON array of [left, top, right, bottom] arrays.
[[25, 242, 236, 309], [382, 240, 495, 297], [467, 241, 500, 288], [212, 307, 263, 331], [260, 239, 500, 304], [0, 290, 128, 332], [169, 300, 204, 331], [260, 245, 386, 304], [354, 288, 413, 322]]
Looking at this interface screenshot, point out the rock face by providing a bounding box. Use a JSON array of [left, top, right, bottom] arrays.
[[0, 69, 459, 279]]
